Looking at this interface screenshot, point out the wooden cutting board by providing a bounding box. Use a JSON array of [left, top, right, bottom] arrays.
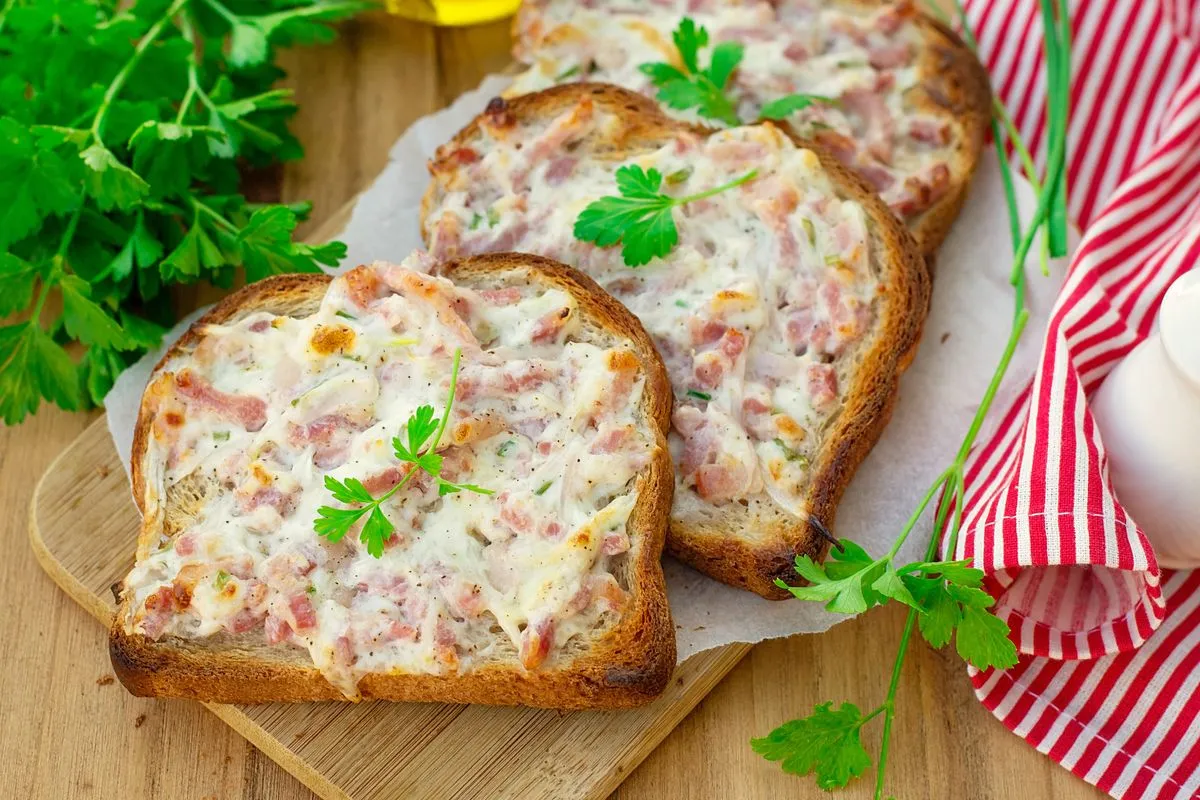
[[28, 197, 750, 800]]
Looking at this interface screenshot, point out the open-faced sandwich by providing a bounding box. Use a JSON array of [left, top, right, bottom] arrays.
[[111, 252, 676, 708], [422, 84, 929, 597], [509, 0, 990, 254]]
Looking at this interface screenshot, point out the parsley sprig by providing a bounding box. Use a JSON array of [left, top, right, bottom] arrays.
[[753, 2, 1072, 796], [313, 349, 492, 557], [638, 18, 836, 127], [573, 164, 758, 266], [0, 0, 368, 425]]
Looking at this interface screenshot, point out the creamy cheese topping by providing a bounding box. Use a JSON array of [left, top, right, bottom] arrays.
[[511, 0, 956, 222], [426, 97, 879, 516], [125, 255, 653, 696]]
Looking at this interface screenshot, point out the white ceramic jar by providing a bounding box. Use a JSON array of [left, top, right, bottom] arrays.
[[1092, 269, 1200, 568]]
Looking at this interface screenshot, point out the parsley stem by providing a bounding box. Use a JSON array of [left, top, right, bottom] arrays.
[[675, 169, 759, 204], [0, 0, 14, 38], [90, 0, 189, 142], [191, 197, 238, 232], [429, 348, 463, 453], [884, 467, 953, 561], [873, 607, 918, 800], [201, 0, 241, 26]]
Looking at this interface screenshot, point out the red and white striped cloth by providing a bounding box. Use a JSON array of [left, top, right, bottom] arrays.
[[955, 0, 1200, 796]]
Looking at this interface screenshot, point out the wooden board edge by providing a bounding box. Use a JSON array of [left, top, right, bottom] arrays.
[[582, 644, 752, 800], [204, 703, 353, 800], [28, 423, 116, 626]]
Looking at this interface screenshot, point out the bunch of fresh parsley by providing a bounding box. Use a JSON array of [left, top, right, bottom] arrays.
[[638, 17, 834, 127], [0, 0, 368, 425], [314, 349, 492, 557]]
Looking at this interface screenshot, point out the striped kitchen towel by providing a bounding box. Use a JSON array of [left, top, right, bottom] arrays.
[[956, 0, 1200, 796]]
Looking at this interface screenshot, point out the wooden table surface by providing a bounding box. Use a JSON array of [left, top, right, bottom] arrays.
[[0, 14, 1108, 800]]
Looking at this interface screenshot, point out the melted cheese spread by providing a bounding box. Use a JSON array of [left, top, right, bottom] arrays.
[[511, 0, 957, 221], [426, 101, 880, 516], [124, 256, 654, 696]]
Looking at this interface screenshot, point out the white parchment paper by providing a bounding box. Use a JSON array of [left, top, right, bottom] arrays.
[[106, 76, 1070, 662]]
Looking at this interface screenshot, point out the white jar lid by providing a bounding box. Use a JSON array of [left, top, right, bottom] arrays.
[[1161, 269, 1200, 390]]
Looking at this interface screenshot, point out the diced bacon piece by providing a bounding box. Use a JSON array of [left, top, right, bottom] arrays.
[[867, 41, 911, 69], [908, 118, 951, 145], [589, 425, 632, 454], [441, 578, 486, 619], [385, 270, 479, 351], [265, 614, 292, 644], [858, 164, 896, 193], [438, 445, 474, 482], [694, 464, 751, 502], [544, 156, 577, 185], [891, 163, 952, 217], [599, 349, 638, 414], [720, 328, 746, 358], [717, 25, 776, 43], [289, 595, 317, 631], [428, 212, 462, 259], [340, 265, 386, 308], [689, 317, 729, 347], [501, 361, 554, 393], [434, 619, 459, 668], [444, 146, 479, 166], [215, 554, 255, 580], [674, 406, 716, 476], [750, 177, 802, 264], [542, 520, 563, 539], [479, 287, 521, 306], [530, 305, 572, 344], [287, 414, 368, 470], [813, 129, 858, 164], [360, 465, 407, 495], [743, 396, 771, 415], [486, 219, 531, 252], [875, 0, 917, 33], [537, 440, 552, 456], [498, 493, 534, 535], [841, 88, 896, 164], [707, 138, 766, 167], [226, 609, 260, 634], [334, 635, 356, 668], [807, 364, 839, 408], [693, 351, 727, 390], [601, 529, 630, 555], [174, 369, 267, 431], [783, 42, 808, 62], [592, 574, 628, 612], [138, 610, 170, 640], [519, 618, 555, 670], [144, 585, 177, 614], [174, 532, 197, 556], [239, 486, 298, 518], [450, 414, 505, 447], [384, 620, 418, 642]]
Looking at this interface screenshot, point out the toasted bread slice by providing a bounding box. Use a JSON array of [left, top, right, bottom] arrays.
[[509, 0, 990, 255], [112, 252, 676, 708], [421, 84, 929, 597]]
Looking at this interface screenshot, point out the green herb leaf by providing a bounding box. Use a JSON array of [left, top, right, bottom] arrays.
[[215, 570, 231, 590], [956, 605, 1019, 669], [59, 275, 134, 350], [323, 475, 375, 505], [573, 164, 757, 266], [360, 505, 394, 558], [638, 18, 743, 126], [751, 702, 873, 789], [687, 389, 712, 401], [80, 144, 149, 212], [0, 253, 40, 316], [759, 93, 837, 120], [314, 504, 368, 543]]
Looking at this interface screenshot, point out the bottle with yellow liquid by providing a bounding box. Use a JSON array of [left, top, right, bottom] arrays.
[[387, 0, 520, 25]]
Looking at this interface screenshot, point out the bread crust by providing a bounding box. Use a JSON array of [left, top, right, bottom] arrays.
[[114, 254, 677, 708], [508, 0, 992, 257], [422, 83, 930, 598]]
